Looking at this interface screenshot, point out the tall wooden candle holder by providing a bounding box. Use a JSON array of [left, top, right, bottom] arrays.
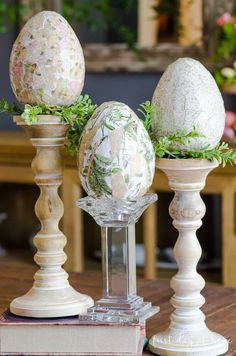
[[10, 115, 93, 318], [149, 159, 228, 356]]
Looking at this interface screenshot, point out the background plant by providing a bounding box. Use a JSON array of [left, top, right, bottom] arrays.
[[214, 65, 236, 87], [153, 0, 180, 35], [0, 1, 25, 32], [213, 12, 236, 87], [214, 12, 236, 63], [63, 0, 137, 52], [0, 0, 138, 52], [0, 0, 186, 55]]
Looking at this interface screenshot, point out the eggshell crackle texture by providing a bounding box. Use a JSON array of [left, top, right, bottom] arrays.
[[152, 57, 225, 150], [9, 11, 85, 106], [78, 102, 155, 200]]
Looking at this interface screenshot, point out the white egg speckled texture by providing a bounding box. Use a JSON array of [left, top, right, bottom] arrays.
[[152, 57, 225, 149], [9, 11, 85, 106], [78, 101, 155, 200]]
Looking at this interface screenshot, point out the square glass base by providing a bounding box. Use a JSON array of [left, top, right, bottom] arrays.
[[79, 296, 159, 323]]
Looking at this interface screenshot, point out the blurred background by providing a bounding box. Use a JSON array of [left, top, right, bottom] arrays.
[[0, 0, 236, 286]]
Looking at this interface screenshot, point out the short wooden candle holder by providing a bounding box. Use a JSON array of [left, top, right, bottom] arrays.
[[149, 158, 228, 356], [10, 115, 93, 318]]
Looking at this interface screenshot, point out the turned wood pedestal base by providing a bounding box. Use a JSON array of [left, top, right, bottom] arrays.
[[149, 158, 228, 356], [149, 329, 228, 356], [10, 286, 93, 318], [10, 116, 93, 318]]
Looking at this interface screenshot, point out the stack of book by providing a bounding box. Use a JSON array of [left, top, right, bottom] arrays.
[[0, 310, 145, 355]]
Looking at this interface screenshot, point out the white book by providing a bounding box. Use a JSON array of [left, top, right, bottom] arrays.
[[0, 310, 145, 355]]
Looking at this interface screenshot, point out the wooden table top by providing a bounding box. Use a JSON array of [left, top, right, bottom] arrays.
[[0, 264, 235, 355]]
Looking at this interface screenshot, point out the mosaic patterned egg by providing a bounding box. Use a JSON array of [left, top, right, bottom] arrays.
[[152, 57, 225, 149], [9, 11, 85, 106], [78, 102, 155, 200]]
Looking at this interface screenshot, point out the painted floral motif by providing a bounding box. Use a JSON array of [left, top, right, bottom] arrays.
[[152, 58, 225, 150], [78, 102, 155, 200], [9, 11, 85, 106]]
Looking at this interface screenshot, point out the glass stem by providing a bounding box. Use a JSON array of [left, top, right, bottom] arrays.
[[101, 224, 137, 301]]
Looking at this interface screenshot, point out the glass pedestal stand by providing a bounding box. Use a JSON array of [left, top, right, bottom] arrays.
[[77, 194, 159, 323]]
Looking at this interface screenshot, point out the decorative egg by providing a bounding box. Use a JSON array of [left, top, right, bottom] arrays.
[[9, 11, 85, 106], [78, 102, 155, 200], [152, 57, 225, 149]]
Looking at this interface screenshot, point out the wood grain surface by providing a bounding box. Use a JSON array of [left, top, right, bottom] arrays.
[[0, 265, 235, 355]]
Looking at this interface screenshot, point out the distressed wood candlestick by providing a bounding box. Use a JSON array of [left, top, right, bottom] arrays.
[[10, 115, 93, 318], [149, 159, 228, 356]]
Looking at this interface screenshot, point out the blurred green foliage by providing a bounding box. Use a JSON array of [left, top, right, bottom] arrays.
[[0, 1, 24, 33], [0, 0, 138, 51], [214, 22, 236, 64], [63, 0, 137, 50]]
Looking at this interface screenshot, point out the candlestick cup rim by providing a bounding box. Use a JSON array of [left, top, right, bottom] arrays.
[[13, 115, 68, 126], [156, 157, 219, 170]]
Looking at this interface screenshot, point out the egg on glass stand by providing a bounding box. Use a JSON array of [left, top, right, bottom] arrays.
[[78, 101, 155, 200], [152, 57, 225, 149], [9, 11, 85, 106]]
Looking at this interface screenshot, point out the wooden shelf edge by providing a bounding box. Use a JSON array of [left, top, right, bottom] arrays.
[[83, 43, 212, 73]]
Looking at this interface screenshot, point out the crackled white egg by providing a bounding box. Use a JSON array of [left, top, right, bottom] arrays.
[[152, 57, 225, 149], [78, 101, 155, 200], [9, 11, 84, 106]]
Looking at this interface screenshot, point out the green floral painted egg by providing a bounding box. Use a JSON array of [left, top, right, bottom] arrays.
[[9, 11, 84, 106], [78, 102, 155, 200]]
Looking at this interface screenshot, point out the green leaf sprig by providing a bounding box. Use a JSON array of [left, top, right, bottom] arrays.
[[0, 99, 22, 115], [63, 95, 97, 156], [22, 104, 43, 124], [152, 127, 203, 159], [138, 100, 157, 133], [187, 142, 236, 167], [138, 101, 236, 167], [0, 95, 97, 156]]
